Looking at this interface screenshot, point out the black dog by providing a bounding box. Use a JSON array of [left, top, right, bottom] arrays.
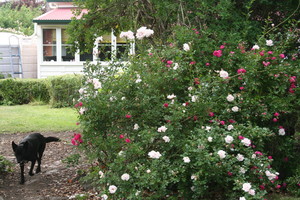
[[12, 133, 59, 184]]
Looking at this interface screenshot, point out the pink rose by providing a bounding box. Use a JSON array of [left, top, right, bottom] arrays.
[[209, 112, 215, 117], [126, 114, 132, 118], [237, 68, 247, 74], [279, 54, 285, 59], [263, 61, 271, 66], [167, 60, 173, 65], [213, 50, 222, 57], [125, 138, 131, 143]]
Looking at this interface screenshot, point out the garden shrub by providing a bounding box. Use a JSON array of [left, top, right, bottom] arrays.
[[47, 74, 83, 108], [0, 155, 12, 175], [73, 25, 300, 199], [0, 78, 50, 105]]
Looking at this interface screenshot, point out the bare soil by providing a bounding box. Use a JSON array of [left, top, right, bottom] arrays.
[[0, 132, 93, 200]]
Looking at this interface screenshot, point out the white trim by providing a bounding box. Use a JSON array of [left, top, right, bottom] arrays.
[[56, 28, 62, 62]]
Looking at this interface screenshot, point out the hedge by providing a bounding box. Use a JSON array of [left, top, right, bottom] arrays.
[[0, 74, 82, 107], [0, 78, 50, 105], [47, 74, 82, 108]]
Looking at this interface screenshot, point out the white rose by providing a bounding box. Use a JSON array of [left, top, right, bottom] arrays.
[[146, 169, 151, 173], [207, 136, 213, 142], [232, 106, 239, 112], [219, 70, 229, 79], [266, 39, 274, 46], [134, 124, 139, 130], [239, 197, 246, 200], [157, 126, 168, 132], [236, 154, 244, 161], [121, 173, 130, 181], [183, 43, 190, 51], [191, 95, 198, 102], [252, 44, 260, 50], [225, 135, 234, 144], [240, 167, 246, 174], [226, 94, 235, 102], [108, 185, 118, 194], [167, 94, 176, 99], [217, 150, 226, 159], [241, 138, 251, 147], [278, 128, 285, 136], [248, 189, 255, 196], [148, 150, 162, 159], [101, 194, 108, 200], [98, 170, 104, 178], [183, 157, 191, 163], [227, 125, 234, 131], [162, 136, 170, 143], [242, 183, 252, 192]]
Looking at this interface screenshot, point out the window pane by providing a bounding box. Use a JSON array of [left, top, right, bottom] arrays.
[[43, 29, 56, 61], [80, 50, 93, 61], [43, 29, 56, 44], [98, 44, 111, 61], [43, 46, 57, 61], [116, 43, 129, 60], [62, 29, 75, 61]]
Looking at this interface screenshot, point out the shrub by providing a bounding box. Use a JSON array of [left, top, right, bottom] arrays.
[[286, 165, 300, 197], [0, 155, 12, 175], [0, 78, 50, 105], [74, 25, 299, 199], [47, 74, 83, 108]]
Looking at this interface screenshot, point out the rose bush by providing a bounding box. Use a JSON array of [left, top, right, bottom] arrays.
[[74, 26, 299, 199]]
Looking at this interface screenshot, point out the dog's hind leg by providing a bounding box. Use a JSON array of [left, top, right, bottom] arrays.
[[29, 160, 36, 176], [20, 163, 25, 184]]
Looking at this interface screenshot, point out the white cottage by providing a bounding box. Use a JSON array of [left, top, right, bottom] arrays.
[[33, 0, 132, 78]]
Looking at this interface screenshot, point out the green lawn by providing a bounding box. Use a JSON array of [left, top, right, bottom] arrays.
[[0, 105, 80, 133]]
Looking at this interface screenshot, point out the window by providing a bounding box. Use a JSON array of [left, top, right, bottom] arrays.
[[62, 29, 75, 61], [116, 36, 130, 60], [43, 29, 56, 61], [97, 35, 112, 61]]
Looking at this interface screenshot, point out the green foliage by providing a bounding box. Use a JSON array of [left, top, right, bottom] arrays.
[[286, 165, 300, 197], [47, 75, 83, 108], [73, 21, 300, 199], [0, 155, 12, 175], [0, 78, 50, 105], [0, 3, 43, 35], [68, 0, 299, 53], [62, 153, 81, 167]]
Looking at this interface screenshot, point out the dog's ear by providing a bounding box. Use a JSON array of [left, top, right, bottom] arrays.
[[12, 141, 18, 152]]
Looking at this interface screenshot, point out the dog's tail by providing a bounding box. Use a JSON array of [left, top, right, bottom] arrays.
[[45, 136, 60, 143]]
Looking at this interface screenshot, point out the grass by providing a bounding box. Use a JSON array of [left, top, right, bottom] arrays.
[[0, 104, 80, 133]]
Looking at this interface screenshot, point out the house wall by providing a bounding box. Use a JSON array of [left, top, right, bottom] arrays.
[[39, 62, 83, 78]]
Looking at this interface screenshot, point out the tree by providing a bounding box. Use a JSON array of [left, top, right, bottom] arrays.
[[68, 0, 300, 53]]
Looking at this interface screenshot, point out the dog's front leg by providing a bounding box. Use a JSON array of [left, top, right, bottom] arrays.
[[20, 163, 25, 184], [29, 160, 36, 176]]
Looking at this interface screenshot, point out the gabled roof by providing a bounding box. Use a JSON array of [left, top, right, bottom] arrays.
[[33, 8, 87, 24]]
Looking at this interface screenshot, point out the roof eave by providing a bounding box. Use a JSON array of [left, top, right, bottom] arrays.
[[33, 20, 71, 24]]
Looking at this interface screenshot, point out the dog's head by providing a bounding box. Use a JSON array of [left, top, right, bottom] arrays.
[[12, 141, 28, 164]]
